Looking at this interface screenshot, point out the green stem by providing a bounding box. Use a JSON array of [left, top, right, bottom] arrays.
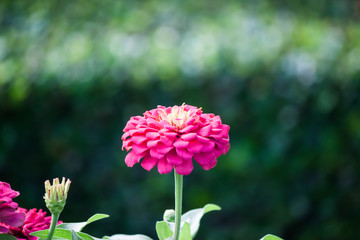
[[47, 213, 59, 240], [173, 170, 183, 240]]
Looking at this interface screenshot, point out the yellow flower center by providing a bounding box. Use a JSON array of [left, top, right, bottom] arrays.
[[158, 104, 197, 129]]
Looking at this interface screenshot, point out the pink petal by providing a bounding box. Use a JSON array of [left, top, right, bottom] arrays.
[[173, 139, 189, 148], [183, 118, 195, 126], [164, 125, 176, 130], [201, 158, 217, 170], [146, 132, 159, 139], [157, 157, 173, 174], [180, 125, 197, 133], [180, 132, 197, 141], [0, 211, 25, 227], [160, 136, 174, 146], [125, 151, 144, 167], [121, 132, 130, 140], [175, 159, 194, 175], [212, 128, 223, 134], [196, 135, 210, 144], [193, 152, 215, 165], [166, 149, 183, 165], [198, 125, 212, 136], [186, 141, 203, 153], [132, 135, 147, 145], [164, 132, 178, 139], [202, 141, 215, 152], [147, 140, 159, 148], [156, 145, 174, 154], [0, 225, 9, 234], [147, 118, 162, 129], [141, 154, 158, 171], [132, 144, 148, 155], [175, 148, 193, 159], [150, 148, 165, 159]]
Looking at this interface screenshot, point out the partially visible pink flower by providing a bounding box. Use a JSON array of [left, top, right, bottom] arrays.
[[0, 181, 25, 233], [122, 104, 230, 175], [9, 208, 62, 240]]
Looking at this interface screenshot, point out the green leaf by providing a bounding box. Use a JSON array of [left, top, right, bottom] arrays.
[[164, 203, 221, 238], [179, 222, 192, 240], [57, 213, 109, 232], [77, 232, 101, 240], [103, 234, 153, 240], [0, 234, 18, 240], [72, 230, 81, 240], [31, 229, 72, 239], [156, 221, 173, 240], [260, 234, 284, 240]]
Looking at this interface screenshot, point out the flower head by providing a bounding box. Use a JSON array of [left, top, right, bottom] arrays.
[[0, 181, 25, 233], [9, 208, 62, 240], [122, 104, 230, 175], [44, 177, 71, 215]]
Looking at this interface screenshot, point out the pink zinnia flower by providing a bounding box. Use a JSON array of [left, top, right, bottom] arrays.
[[122, 104, 230, 175], [0, 181, 25, 234], [9, 208, 62, 240]]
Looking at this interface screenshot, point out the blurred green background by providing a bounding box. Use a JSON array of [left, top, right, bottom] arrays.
[[1, 0, 360, 239]]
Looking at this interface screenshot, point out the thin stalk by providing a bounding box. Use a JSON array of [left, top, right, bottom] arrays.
[[46, 213, 59, 240], [173, 170, 183, 240]]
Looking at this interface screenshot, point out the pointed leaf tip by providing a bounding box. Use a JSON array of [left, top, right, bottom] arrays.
[[156, 221, 173, 240], [260, 234, 283, 240], [179, 222, 192, 240]]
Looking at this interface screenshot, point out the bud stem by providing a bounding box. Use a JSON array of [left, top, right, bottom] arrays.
[[173, 170, 183, 240], [47, 213, 59, 240]]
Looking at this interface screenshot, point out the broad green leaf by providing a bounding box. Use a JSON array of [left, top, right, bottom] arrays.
[[31, 229, 72, 239], [57, 214, 109, 232], [165, 204, 221, 238], [156, 221, 173, 240], [103, 234, 153, 240], [179, 222, 192, 240], [0, 234, 18, 240], [77, 232, 101, 240], [260, 234, 283, 240]]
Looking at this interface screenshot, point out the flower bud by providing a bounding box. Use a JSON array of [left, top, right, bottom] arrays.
[[163, 209, 176, 222], [44, 177, 71, 215]]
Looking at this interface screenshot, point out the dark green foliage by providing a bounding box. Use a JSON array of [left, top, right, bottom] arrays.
[[1, 1, 360, 240]]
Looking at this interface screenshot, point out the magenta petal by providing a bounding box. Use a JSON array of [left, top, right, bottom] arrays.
[[160, 136, 174, 146], [150, 148, 165, 159], [193, 152, 215, 165], [131, 135, 147, 145], [164, 132, 178, 139], [141, 154, 158, 171], [147, 140, 159, 148], [201, 158, 217, 170], [0, 211, 25, 227], [180, 125, 197, 133], [132, 144, 148, 155], [157, 158, 173, 174], [125, 151, 144, 167], [196, 135, 210, 144], [198, 125, 212, 136], [0, 225, 9, 234], [187, 141, 203, 153], [147, 118, 162, 128], [175, 148, 193, 159], [202, 141, 215, 152], [175, 159, 194, 175], [180, 132, 197, 141], [146, 131, 159, 139], [156, 145, 174, 154], [166, 149, 183, 165], [173, 139, 189, 148]]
